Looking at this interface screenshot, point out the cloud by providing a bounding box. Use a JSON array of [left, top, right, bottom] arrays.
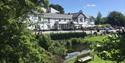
[[87, 4, 96, 7]]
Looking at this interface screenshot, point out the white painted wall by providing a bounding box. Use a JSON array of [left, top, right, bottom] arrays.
[[27, 12, 95, 30], [50, 8, 60, 13]]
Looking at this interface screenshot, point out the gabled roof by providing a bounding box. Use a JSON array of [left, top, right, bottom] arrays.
[[39, 10, 89, 19], [89, 16, 96, 21], [71, 13, 80, 18], [41, 13, 72, 19], [70, 10, 88, 18], [48, 7, 60, 13]]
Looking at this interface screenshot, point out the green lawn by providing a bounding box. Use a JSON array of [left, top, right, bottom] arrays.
[[88, 55, 114, 63], [83, 35, 109, 43], [89, 55, 125, 63]]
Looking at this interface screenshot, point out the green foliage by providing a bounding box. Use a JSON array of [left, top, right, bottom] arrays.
[[100, 17, 108, 24], [0, 23, 56, 63], [96, 11, 125, 26], [83, 35, 109, 43], [48, 41, 67, 56], [88, 55, 115, 63], [106, 11, 125, 26], [42, 0, 49, 8], [69, 38, 86, 45], [0, 0, 58, 63], [37, 35, 68, 63], [37, 34, 67, 56], [96, 12, 102, 24], [50, 32, 87, 40], [50, 4, 65, 14], [95, 33, 125, 63], [0, 0, 47, 21], [37, 34, 51, 50]]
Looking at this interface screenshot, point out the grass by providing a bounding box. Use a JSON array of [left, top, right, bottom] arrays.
[[83, 35, 109, 43], [88, 55, 114, 63]]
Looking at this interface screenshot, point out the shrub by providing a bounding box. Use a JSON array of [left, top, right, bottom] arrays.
[[37, 34, 51, 50], [50, 32, 87, 40]]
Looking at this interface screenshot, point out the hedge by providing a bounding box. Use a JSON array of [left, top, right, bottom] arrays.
[[50, 32, 87, 40]]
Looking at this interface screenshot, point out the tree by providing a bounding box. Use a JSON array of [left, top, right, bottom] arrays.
[[37, 35, 67, 63], [96, 12, 102, 24], [38, 34, 51, 50], [48, 41, 67, 63], [106, 11, 125, 26], [100, 17, 107, 24], [50, 4, 65, 14], [0, 0, 56, 63]]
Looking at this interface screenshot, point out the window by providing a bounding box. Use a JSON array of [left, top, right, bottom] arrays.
[[59, 19, 61, 22], [48, 18, 50, 23], [47, 25, 51, 29], [80, 18, 83, 22], [64, 19, 66, 22]]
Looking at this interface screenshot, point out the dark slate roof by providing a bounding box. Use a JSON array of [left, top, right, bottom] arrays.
[[70, 13, 80, 18], [41, 13, 72, 19], [40, 10, 88, 19], [89, 16, 96, 21], [70, 11, 88, 18]]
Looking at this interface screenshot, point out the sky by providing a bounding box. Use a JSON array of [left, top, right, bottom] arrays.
[[49, 0, 125, 17]]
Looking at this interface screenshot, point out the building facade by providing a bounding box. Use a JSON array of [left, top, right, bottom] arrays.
[[28, 8, 95, 31]]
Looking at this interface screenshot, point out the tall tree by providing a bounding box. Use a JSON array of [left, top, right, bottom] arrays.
[[0, 0, 56, 63], [50, 4, 65, 14], [96, 12, 102, 24], [100, 17, 107, 24], [106, 11, 125, 26]]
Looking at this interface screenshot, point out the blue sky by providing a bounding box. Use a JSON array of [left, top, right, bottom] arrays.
[[49, 0, 125, 17]]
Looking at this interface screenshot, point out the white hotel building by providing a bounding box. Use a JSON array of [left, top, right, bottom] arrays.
[[28, 8, 95, 31]]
